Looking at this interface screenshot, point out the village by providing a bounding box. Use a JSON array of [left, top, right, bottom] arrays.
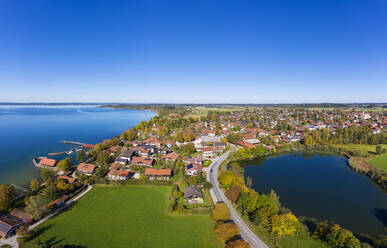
[[1, 106, 386, 248]]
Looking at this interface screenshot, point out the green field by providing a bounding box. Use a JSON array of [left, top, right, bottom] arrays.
[[335, 144, 387, 154], [369, 153, 387, 170], [22, 185, 222, 248]]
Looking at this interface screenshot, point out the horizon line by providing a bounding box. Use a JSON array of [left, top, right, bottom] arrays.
[[0, 102, 386, 105]]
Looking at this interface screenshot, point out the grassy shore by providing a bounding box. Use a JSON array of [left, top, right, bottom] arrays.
[[22, 185, 222, 248], [334, 144, 387, 170], [369, 153, 387, 170]]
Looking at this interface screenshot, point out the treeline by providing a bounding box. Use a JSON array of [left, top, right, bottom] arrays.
[[304, 126, 386, 145]]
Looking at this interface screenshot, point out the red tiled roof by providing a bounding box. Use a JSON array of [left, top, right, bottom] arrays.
[[145, 168, 171, 176], [82, 144, 95, 149], [236, 140, 256, 149], [109, 162, 122, 170], [131, 157, 154, 166], [77, 163, 96, 173], [58, 175, 76, 184], [162, 152, 179, 160], [108, 170, 130, 177], [48, 195, 69, 208], [40, 157, 57, 167]]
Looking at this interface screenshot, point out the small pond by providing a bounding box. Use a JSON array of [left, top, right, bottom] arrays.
[[242, 153, 387, 239]]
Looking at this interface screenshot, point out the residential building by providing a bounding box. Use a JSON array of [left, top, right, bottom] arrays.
[[77, 163, 96, 176], [145, 168, 171, 180], [184, 185, 204, 204]]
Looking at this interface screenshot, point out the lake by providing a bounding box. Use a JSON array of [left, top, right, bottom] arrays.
[[242, 153, 387, 239], [0, 105, 155, 187]]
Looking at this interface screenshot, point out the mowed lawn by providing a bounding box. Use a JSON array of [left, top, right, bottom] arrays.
[[369, 153, 387, 170], [335, 144, 387, 154], [23, 185, 222, 248]]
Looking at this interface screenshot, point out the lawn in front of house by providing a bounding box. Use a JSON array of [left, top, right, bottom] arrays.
[[22, 185, 222, 248]]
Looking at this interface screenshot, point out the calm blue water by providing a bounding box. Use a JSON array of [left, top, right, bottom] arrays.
[[0, 106, 155, 187], [242, 153, 387, 239]]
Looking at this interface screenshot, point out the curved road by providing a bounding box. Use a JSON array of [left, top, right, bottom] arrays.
[[206, 151, 269, 248]]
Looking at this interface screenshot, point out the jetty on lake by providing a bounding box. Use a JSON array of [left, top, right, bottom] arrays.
[[60, 140, 85, 146], [46, 141, 94, 156], [48, 147, 83, 156]]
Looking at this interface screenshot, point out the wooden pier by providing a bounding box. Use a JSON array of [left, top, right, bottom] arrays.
[[48, 147, 82, 156]]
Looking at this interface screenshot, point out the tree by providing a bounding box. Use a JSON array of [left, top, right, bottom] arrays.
[[56, 179, 74, 192], [376, 145, 384, 155], [226, 240, 251, 248], [313, 222, 330, 240], [203, 181, 213, 189], [95, 166, 109, 179], [226, 185, 242, 203], [175, 130, 185, 143], [314, 223, 361, 248], [326, 224, 361, 248], [0, 184, 15, 211], [237, 191, 250, 215], [246, 189, 260, 216], [121, 129, 137, 141], [44, 178, 58, 201], [96, 151, 112, 165], [76, 149, 87, 162], [270, 213, 298, 236], [30, 178, 40, 191], [25, 195, 48, 220], [212, 202, 231, 222], [57, 157, 73, 171], [215, 222, 240, 243], [180, 143, 196, 156], [40, 168, 55, 182], [303, 134, 314, 145], [227, 133, 243, 144]]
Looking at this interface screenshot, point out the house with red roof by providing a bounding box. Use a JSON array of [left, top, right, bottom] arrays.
[[108, 170, 133, 180], [39, 157, 57, 168], [185, 163, 202, 176], [164, 140, 175, 148], [131, 157, 154, 167], [145, 168, 171, 180], [144, 137, 162, 147], [77, 163, 96, 176], [82, 144, 95, 150], [48, 195, 70, 208], [161, 152, 179, 162], [236, 140, 256, 149]]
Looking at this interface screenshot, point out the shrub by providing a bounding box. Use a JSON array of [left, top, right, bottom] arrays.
[[215, 222, 240, 243], [226, 239, 250, 248], [212, 202, 230, 222]]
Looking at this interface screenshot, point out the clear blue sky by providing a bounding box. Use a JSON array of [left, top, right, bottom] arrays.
[[0, 0, 386, 103]]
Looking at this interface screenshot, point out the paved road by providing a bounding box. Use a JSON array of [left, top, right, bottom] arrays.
[[0, 235, 18, 248], [206, 151, 269, 248]]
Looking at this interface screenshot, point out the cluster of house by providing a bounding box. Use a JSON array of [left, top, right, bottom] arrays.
[[187, 109, 386, 148], [60, 137, 207, 182]]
